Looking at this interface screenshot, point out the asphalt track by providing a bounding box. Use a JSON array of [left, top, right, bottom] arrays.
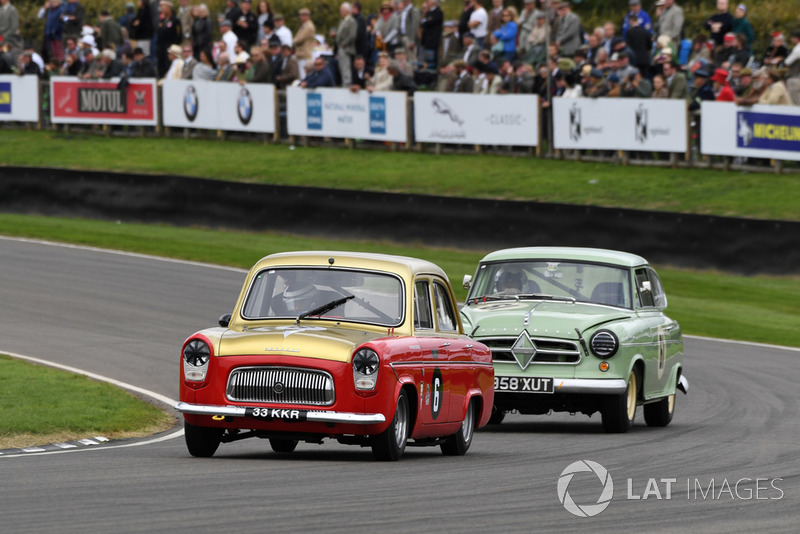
[[1, 237, 798, 533]]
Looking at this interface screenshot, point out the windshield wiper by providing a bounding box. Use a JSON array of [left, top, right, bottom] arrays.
[[296, 295, 354, 323], [468, 295, 519, 304], [517, 294, 576, 303]]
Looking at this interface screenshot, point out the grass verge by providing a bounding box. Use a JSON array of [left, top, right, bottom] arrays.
[[1, 213, 798, 348], [1, 129, 798, 222], [0, 354, 175, 450]]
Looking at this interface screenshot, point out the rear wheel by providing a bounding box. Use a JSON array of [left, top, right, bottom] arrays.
[[644, 394, 675, 427], [441, 399, 476, 456], [487, 405, 506, 425], [269, 438, 299, 453], [371, 390, 410, 461], [184, 421, 223, 457], [602, 370, 638, 433]]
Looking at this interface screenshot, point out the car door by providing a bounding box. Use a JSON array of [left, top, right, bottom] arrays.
[[413, 278, 452, 425], [635, 267, 679, 397]]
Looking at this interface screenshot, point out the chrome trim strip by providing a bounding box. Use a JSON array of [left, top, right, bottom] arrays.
[[175, 402, 385, 424], [390, 361, 494, 367]]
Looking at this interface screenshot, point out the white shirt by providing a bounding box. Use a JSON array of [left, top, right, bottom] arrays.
[[785, 42, 800, 66], [275, 25, 293, 47], [222, 29, 238, 58], [469, 7, 488, 38]]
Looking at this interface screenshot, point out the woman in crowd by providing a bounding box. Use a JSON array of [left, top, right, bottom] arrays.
[[367, 51, 393, 91], [492, 7, 518, 63], [651, 74, 669, 98], [256, 1, 273, 45], [192, 47, 217, 80], [130, 0, 154, 56], [191, 4, 213, 60]]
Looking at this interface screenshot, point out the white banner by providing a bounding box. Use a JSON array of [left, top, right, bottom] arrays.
[[0, 76, 39, 122], [414, 93, 539, 146], [701, 101, 800, 161], [286, 86, 407, 142], [162, 80, 276, 133], [553, 98, 687, 152]]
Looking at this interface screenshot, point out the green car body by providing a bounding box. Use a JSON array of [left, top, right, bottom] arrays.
[[460, 247, 687, 433]]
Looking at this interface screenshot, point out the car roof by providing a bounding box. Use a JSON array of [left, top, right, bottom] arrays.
[[254, 251, 448, 279], [479, 247, 648, 268]]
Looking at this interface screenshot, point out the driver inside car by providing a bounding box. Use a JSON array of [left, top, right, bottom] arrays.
[[495, 269, 524, 295]]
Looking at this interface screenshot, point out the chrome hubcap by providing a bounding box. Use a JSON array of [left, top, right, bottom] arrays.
[[394, 399, 408, 448], [626, 372, 637, 421], [461, 402, 474, 444]]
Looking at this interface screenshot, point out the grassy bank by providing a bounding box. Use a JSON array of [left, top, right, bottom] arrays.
[[0, 354, 174, 450], [2, 214, 798, 348], [1, 129, 798, 222]]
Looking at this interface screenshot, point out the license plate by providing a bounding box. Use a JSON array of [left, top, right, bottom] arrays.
[[245, 407, 308, 421], [494, 376, 554, 394]]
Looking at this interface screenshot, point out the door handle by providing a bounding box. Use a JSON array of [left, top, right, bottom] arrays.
[[440, 342, 451, 347]]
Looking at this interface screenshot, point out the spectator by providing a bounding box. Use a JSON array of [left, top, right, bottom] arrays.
[[375, 2, 399, 54], [128, 46, 157, 76], [451, 59, 474, 92], [234, 0, 258, 49], [613, 51, 639, 81], [458, 0, 474, 48], [63, 36, 79, 61], [758, 68, 792, 105], [762, 32, 788, 67], [419, 0, 443, 74], [335, 2, 357, 87], [18, 50, 42, 76], [467, 0, 488, 48], [130, 0, 154, 57], [64, 50, 82, 75], [525, 12, 547, 66], [293, 7, 316, 80], [785, 30, 800, 105], [39, 0, 65, 62], [601, 21, 616, 56], [161, 43, 183, 80], [688, 69, 714, 113], [255, 1, 273, 45], [387, 58, 416, 93], [96, 10, 123, 53], [435, 61, 456, 91], [625, 13, 651, 75], [654, 0, 683, 45], [368, 51, 393, 91], [98, 48, 125, 78], [720, 33, 750, 70], [274, 44, 298, 87], [180, 43, 195, 78], [220, 19, 238, 60], [392, 48, 414, 77], [710, 67, 735, 101], [585, 68, 609, 98], [62, 0, 84, 41], [398, 0, 420, 60], [487, 0, 503, 36], [352, 2, 367, 60], [705, 0, 733, 48], [245, 41, 270, 82], [558, 71, 583, 97], [731, 4, 753, 49], [517, 0, 538, 60], [156, 0, 182, 77], [177, 0, 192, 41], [191, 4, 213, 60], [687, 34, 711, 67], [193, 47, 217, 80], [230, 51, 249, 82], [300, 55, 334, 88], [651, 73, 669, 97], [224, 0, 242, 28], [0, 0, 20, 47], [118, 2, 137, 33], [555, 1, 582, 57], [622, 0, 652, 38], [215, 52, 234, 81], [732, 66, 752, 96], [78, 33, 98, 60], [273, 14, 292, 48], [476, 62, 501, 94], [77, 46, 97, 78], [461, 32, 480, 67], [662, 59, 688, 98], [439, 20, 461, 67], [492, 7, 518, 63]]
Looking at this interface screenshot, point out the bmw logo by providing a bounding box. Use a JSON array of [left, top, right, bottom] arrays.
[[183, 85, 198, 122], [273, 382, 285, 395], [237, 87, 253, 126]]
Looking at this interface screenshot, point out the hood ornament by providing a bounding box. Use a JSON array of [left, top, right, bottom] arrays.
[[511, 331, 537, 370]]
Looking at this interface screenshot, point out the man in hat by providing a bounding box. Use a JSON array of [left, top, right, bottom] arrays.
[[300, 55, 335, 88], [156, 0, 182, 76], [622, 0, 652, 38], [439, 20, 461, 67], [388, 57, 416, 93], [757, 67, 792, 105], [517, 0, 539, 59], [555, 1, 582, 57], [711, 67, 735, 100], [162, 43, 183, 81], [654, 0, 683, 45], [293, 7, 316, 80], [451, 59, 474, 93], [335, 2, 357, 87], [732, 66, 752, 96], [461, 31, 480, 68], [688, 68, 714, 112], [126, 46, 157, 77], [220, 19, 238, 58], [273, 14, 293, 47], [274, 44, 299, 88], [234, 0, 258, 48], [78, 33, 98, 61], [97, 48, 125, 78]]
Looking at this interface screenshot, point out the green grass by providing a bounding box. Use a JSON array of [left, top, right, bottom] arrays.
[[1, 129, 799, 221], [0, 354, 174, 449], [1, 214, 798, 348]]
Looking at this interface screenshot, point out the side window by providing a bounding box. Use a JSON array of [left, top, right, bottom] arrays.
[[647, 268, 668, 308], [414, 280, 433, 330], [433, 281, 457, 332], [635, 268, 655, 308]]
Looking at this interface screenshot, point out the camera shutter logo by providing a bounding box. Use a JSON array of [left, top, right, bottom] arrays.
[[557, 460, 614, 517]]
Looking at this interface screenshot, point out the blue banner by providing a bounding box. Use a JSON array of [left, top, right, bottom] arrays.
[[369, 96, 386, 135], [306, 93, 322, 130], [0, 82, 11, 113], [736, 111, 800, 152]]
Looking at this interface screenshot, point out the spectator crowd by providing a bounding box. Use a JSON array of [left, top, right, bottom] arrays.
[[0, 0, 798, 107]]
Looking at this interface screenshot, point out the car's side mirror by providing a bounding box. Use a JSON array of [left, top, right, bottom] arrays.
[[462, 275, 472, 290], [218, 313, 232, 327]]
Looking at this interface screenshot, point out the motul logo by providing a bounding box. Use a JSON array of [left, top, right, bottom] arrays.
[[78, 89, 127, 113]]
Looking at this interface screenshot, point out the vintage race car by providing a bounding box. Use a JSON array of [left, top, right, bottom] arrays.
[[461, 247, 687, 433], [176, 251, 494, 460]]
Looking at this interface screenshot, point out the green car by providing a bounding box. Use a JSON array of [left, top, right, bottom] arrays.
[[461, 247, 687, 433]]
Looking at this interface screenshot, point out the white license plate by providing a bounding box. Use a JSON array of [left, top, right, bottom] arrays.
[[494, 376, 554, 394]]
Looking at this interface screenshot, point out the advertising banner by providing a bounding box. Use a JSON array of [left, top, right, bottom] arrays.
[[286, 87, 407, 142], [701, 101, 800, 161], [50, 76, 157, 125], [162, 80, 276, 133], [553, 98, 687, 152], [0, 76, 39, 122], [414, 93, 539, 146]]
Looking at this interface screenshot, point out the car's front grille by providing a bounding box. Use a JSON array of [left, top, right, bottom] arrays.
[[226, 367, 335, 406], [481, 337, 582, 364]]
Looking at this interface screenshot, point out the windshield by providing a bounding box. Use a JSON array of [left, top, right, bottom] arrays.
[[242, 267, 404, 326], [468, 260, 633, 309]]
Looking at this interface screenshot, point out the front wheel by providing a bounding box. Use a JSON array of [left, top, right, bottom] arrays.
[[643, 394, 675, 427], [184, 420, 223, 457], [371, 390, 410, 461], [269, 438, 299, 453], [441, 399, 476, 456], [602, 370, 638, 433]]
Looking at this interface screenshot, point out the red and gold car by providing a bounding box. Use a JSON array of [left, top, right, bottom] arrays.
[[176, 251, 494, 460]]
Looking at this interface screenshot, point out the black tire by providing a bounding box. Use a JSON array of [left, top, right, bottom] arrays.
[[643, 394, 675, 427], [602, 370, 638, 433], [269, 438, 299, 453], [488, 404, 506, 425], [371, 390, 410, 461], [184, 420, 223, 457], [441, 399, 476, 456]]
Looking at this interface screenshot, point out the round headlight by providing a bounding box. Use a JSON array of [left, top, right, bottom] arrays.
[[184, 339, 211, 367], [590, 330, 619, 359], [353, 349, 380, 375]]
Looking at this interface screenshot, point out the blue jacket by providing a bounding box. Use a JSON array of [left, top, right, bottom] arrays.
[[44, 4, 65, 40], [493, 21, 517, 53], [622, 10, 652, 37], [304, 65, 335, 88]]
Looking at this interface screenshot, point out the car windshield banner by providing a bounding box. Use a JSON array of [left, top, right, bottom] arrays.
[[50, 76, 157, 125]]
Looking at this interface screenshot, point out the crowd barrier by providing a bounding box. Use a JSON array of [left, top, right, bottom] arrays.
[[0, 75, 797, 169]]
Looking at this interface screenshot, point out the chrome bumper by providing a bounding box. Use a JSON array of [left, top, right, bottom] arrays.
[[553, 378, 628, 394], [175, 402, 386, 424]]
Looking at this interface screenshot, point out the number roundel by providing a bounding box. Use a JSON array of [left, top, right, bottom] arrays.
[[431, 368, 443, 420]]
